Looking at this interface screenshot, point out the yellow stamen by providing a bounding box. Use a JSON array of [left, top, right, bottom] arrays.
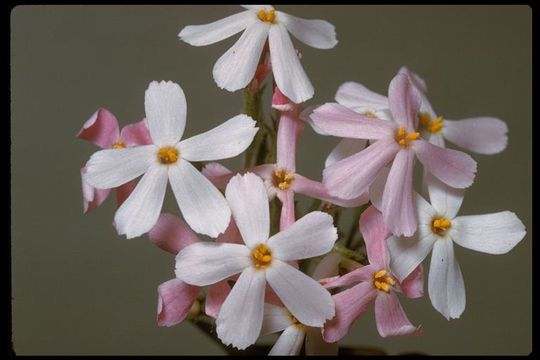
[[251, 244, 273, 269], [373, 268, 395, 293], [286, 310, 304, 330], [419, 112, 444, 134], [272, 169, 295, 190], [112, 140, 126, 149], [432, 217, 452, 236], [257, 9, 276, 23], [157, 146, 179, 164], [395, 127, 420, 147], [363, 111, 376, 118]]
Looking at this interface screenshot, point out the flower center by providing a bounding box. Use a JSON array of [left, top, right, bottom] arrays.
[[257, 9, 276, 23], [272, 169, 295, 190], [251, 244, 273, 269], [395, 127, 420, 147], [286, 310, 304, 330], [431, 217, 452, 236], [373, 269, 395, 293], [419, 112, 444, 134], [157, 146, 179, 164], [112, 140, 126, 149]]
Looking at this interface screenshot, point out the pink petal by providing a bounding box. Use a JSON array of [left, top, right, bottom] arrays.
[[388, 73, 422, 130], [277, 190, 295, 231], [323, 139, 400, 200], [293, 174, 369, 208], [272, 87, 296, 113], [115, 180, 136, 207], [414, 139, 477, 189], [201, 162, 234, 189], [443, 117, 508, 155], [149, 213, 200, 254], [157, 278, 200, 327], [216, 219, 243, 244], [324, 264, 376, 289], [76, 108, 120, 148], [374, 292, 422, 337], [381, 149, 417, 237], [81, 167, 110, 213], [322, 282, 377, 343], [359, 206, 390, 268], [276, 110, 304, 172], [398, 265, 424, 299], [335, 81, 388, 111], [398, 66, 427, 94], [311, 103, 396, 140], [119, 118, 153, 146], [205, 280, 231, 318]]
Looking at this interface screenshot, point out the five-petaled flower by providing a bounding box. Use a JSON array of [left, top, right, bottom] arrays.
[[83, 80, 258, 239], [175, 172, 338, 350], [178, 5, 337, 104]]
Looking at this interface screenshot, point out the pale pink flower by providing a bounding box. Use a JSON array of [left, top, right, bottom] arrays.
[[83, 81, 258, 239], [175, 173, 337, 350], [311, 73, 477, 236], [150, 213, 242, 325], [178, 5, 337, 103], [77, 108, 152, 213], [322, 206, 423, 342], [387, 174, 526, 319], [204, 88, 367, 230]]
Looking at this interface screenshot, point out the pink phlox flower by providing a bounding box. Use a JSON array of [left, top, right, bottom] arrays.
[[175, 173, 338, 350], [322, 206, 423, 343], [310, 72, 477, 237], [178, 5, 337, 103], [77, 108, 152, 213]]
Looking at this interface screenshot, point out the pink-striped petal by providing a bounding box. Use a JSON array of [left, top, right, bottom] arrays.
[[387, 73, 421, 130], [119, 119, 152, 146], [381, 149, 417, 237], [397, 265, 424, 299], [322, 282, 377, 343], [398, 66, 427, 94], [360, 206, 390, 268], [201, 162, 234, 189], [414, 139, 477, 189], [276, 111, 304, 172], [374, 292, 422, 337], [443, 117, 508, 155], [325, 138, 367, 168], [293, 174, 369, 208], [149, 213, 200, 254], [157, 278, 200, 327], [216, 219, 243, 244], [116, 180, 136, 207], [277, 190, 295, 231], [324, 264, 376, 289], [205, 280, 231, 318], [323, 139, 400, 200], [311, 103, 395, 140], [77, 108, 120, 148]]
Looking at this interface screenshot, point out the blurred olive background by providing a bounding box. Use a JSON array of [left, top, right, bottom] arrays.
[[11, 5, 531, 355]]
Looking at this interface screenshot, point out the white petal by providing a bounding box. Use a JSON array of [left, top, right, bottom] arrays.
[[425, 171, 465, 219], [269, 325, 305, 356], [144, 81, 187, 146], [451, 211, 526, 255], [216, 267, 266, 350], [175, 242, 251, 286], [169, 160, 231, 238], [335, 81, 388, 111], [83, 145, 156, 189], [428, 239, 466, 320], [277, 11, 337, 49], [225, 173, 270, 248], [179, 114, 258, 162], [178, 10, 254, 46], [114, 164, 168, 239], [325, 138, 367, 168], [266, 260, 334, 327], [261, 304, 292, 336], [213, 20, 270, 92], [269, 23, 313, 103], [267, 212, 337, 261]]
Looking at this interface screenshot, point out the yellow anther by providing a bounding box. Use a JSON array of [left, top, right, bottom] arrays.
[[286, 310, 304, 330], [373, 268, 395, 293], [395, 127, 420, 147], [432, 217, 452, 236], [112, 140, 126, 149], [157, 146, 179, 164], [363, 111, 376, 118], [257, 9, 276, 23], [419, 112, 444, 134], [251, 244, 273, 269], [272, 169, 295, 190]]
